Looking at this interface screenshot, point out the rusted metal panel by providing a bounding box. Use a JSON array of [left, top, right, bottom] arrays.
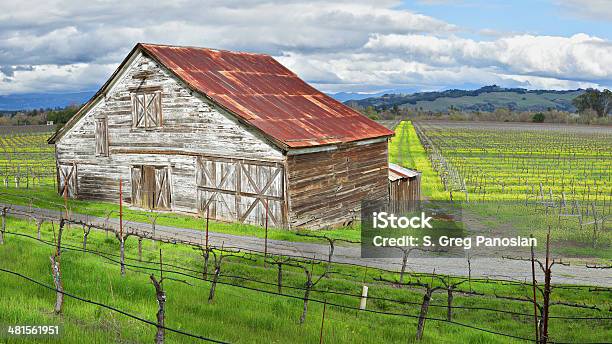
[[139, 43, 394, 149]]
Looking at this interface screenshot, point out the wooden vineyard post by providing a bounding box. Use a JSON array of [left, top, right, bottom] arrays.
[[138, 237, 143, 262], [50, 219, 65, 314], [119, 177, 125, 276], [119, 177, 123, 236], [0, 206, 7, 245], [63, 169, 68, 220], [530, 236, 539, 344], [415, 287, 433, 341], [205, 207, 210, 250], [300, 268, 313, 324], [82, 224, 92, 251], [277, 262, 283, 293], [150, 249, 166, 344], [37, 218, 43, 240], [264, 199, 269, 268], [540, 230, 552, 344], [319, 297, 328, 344], [201, 208, 211, 280]]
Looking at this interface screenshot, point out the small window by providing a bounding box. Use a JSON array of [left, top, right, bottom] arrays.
[[95, 117, 109, 156], [131, 91, 162, 129]]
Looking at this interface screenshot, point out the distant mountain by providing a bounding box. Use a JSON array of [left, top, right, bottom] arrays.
[[0, 91, 94, 111], [328, 91, 388, 102], [345, 85, 584, 112]]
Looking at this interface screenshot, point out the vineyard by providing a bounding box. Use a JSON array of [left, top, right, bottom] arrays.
[[413, 121, 611, 203], [0, 125, 55, 188], [389, 121, 611, 257]]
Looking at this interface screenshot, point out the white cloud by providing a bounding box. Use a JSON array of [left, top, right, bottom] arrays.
[[362, 33, 612, 85], [0, 0, 610, 95], [0, 63, 115, 94], [555, 0, 612, 21]]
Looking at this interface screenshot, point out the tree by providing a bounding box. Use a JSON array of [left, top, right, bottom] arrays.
[[47, 105, 79, 126], [532, 113, 545, 123], [363, 106, 378, 119], [572, 89, 612, 117]]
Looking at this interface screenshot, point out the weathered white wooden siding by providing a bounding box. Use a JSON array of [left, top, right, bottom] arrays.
[[55, 53, 282, 213]]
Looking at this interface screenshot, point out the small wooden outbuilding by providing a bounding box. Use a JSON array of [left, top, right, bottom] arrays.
[[48, 43, 394, 229], [388, 163, 421, 213]]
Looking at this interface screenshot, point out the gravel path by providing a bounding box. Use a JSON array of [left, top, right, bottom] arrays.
[[3, 203, 610, 287]]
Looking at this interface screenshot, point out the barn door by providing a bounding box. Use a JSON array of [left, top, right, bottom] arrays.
[[196, 157, 237, 222], [131, 165, 171, 210], [238, 162, 284, 227], [196, 156, 285, 227], [154, 167, 171, 209], [58, 163, 77, 197], [131, 166, 143, 208]]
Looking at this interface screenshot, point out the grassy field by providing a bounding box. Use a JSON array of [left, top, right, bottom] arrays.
[[0, 217, 609, 343], [0, 125, 610, 343]]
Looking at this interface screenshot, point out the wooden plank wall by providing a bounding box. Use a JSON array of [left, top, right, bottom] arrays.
[[286, 141, 389, 228], [389, 175, 421, 214], [55, 53, 282, 212]]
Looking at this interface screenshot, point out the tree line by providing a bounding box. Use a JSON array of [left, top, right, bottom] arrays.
[[0, 105, 79, 127], [572, 89, 612, 118], [356, 88, 611, 125]]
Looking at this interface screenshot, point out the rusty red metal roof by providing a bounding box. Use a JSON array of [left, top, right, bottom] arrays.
[[139, 43, 394, 149]]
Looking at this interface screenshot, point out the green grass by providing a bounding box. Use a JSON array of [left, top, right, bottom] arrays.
[[0, 184, 361, 244], [0, 217, 609, 343], [389, 121, 447, 200]]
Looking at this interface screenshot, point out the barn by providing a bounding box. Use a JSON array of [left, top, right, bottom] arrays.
[[48, 43, 395, 229]]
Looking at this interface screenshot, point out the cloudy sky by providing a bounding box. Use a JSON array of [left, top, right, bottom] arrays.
[[0, 0, 611, 95]]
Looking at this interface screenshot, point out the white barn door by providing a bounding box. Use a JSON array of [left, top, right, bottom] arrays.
[[58, 163, 77, 197], [196, 156, 285, 227]]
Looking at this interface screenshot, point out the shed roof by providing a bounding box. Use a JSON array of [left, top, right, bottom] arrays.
[[136, 43, 393, 148], [388, 163, 420, 181]]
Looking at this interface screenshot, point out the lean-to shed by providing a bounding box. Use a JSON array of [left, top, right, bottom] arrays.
[[48, 43, 394, 229], [388, 163, 421, 213]]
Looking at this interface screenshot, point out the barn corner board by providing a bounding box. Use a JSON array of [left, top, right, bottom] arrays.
[[49, 43, 401, 229]]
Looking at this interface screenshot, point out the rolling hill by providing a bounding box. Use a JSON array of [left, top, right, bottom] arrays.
[[345, 85, 584, 112], [0, 91, 94, 111]]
